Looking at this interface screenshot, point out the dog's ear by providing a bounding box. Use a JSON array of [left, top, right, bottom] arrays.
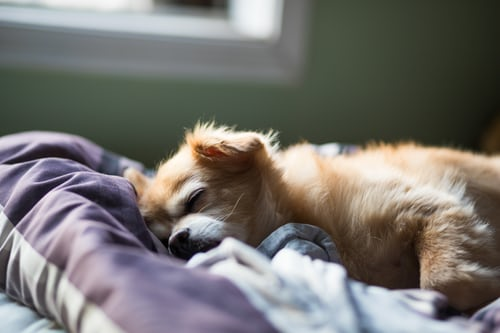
[[124, 167, 150, 198], [186, 124, 273, 169], [190, 134, 264, 164]]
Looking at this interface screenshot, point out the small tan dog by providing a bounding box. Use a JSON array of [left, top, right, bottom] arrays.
[[125, 123, 500, 312]]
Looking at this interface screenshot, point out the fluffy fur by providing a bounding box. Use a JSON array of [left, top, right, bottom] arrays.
[[125, 123, 500, 312]]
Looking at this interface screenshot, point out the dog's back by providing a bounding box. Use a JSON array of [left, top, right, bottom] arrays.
[[277, 143, 500, 312]]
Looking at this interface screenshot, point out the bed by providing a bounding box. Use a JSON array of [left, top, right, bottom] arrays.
[[0, 131, 498, 333]]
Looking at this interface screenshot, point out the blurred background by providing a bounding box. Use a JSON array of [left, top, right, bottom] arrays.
[[1, 0, 499, 167]]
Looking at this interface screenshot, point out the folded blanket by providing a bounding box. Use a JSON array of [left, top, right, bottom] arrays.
[[257, 223, 341, 263]]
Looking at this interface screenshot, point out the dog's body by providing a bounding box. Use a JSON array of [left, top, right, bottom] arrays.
[[125, 123, 500, 312]]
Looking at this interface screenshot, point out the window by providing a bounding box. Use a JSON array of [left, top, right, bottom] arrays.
[[0, 0, 310, 82]]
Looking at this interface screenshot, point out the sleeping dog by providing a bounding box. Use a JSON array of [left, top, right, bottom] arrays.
[[125, 123, 500, 312]]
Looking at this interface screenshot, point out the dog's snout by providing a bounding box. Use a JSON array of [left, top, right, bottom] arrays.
[[168, 226, 222, 261], [168, 228, 193, 260]]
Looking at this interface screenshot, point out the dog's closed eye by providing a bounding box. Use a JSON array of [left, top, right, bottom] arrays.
[[185, 188, 205, 213]]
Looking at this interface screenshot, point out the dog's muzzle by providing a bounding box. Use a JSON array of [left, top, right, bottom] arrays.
[[168, 227, 221, 260]]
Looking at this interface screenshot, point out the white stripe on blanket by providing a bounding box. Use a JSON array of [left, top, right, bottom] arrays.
[[0, 205, 124, 333]]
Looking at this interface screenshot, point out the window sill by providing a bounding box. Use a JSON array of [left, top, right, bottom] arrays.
[[0, 0, 310, 83]]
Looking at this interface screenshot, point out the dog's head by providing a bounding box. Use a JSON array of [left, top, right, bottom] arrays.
[[125, 123, 285, 260]]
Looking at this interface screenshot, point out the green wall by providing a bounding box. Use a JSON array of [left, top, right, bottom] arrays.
[[1, 1, 499, 167]]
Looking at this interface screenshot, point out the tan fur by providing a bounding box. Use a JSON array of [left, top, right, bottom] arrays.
[[125, 123, 500, 313]]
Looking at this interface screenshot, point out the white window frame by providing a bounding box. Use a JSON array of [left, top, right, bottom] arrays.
[[0, 0, 310, 82]]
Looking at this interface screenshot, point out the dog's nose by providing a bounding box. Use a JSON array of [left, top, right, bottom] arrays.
[[168, 227, 222, 260], [168, 228, 193, 260]]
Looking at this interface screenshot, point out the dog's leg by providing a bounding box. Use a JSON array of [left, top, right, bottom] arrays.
[[417, 210, 500, 312]]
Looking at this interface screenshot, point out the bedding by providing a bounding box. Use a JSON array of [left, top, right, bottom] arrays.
[[256, 222, 341, 263], [0, 131, 498, 333]]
